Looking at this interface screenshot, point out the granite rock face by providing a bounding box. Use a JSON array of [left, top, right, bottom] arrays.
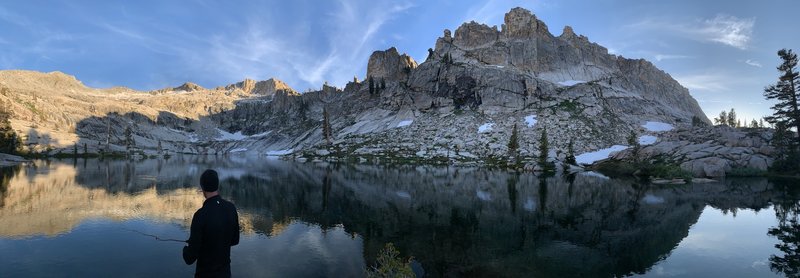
[[1, 7, 751, 174], [366, 47, 418, 82], [612, 126, 775, 177]]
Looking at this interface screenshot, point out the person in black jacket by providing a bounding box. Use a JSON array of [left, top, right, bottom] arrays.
[[183, 169, 240, 278]]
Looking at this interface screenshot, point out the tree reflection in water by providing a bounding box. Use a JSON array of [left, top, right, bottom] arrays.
[[769, 179, 800, 278]]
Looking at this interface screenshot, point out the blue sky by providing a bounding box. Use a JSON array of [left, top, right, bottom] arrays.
[[0, 0, 796, 121]]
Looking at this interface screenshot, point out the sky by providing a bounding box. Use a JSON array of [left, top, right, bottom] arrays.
[[0, 0, 797, 121]]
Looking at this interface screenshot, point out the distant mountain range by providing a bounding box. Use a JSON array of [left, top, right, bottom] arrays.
[[0, 7, 711, 166]]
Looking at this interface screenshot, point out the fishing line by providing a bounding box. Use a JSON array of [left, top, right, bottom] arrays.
[[123, 228, 187, 243]]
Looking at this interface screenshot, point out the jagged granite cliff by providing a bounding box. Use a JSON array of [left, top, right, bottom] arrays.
[[0, 7, 726, 171]]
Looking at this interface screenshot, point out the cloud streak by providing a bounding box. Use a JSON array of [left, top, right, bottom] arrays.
[[629, 14, 755, 50], [744, 59, 762, 68]]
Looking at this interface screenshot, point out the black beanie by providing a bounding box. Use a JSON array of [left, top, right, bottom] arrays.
[[200, 169, 219, 192]]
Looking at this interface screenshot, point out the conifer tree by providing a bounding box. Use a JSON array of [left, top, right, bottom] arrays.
[[715, 110, 728, 126], [0, 100, 20, 154], [727, 108, 737, 127], [565, 139, 576, 165], [322, 107, 332, 145], [764, 49, 800, 147], [538, 128, 549, 168], [368, 76, 375, 95], [507, 123, 519, 155]]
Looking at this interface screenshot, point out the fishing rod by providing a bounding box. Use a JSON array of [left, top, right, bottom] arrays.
[[123, 228, 187, 243]]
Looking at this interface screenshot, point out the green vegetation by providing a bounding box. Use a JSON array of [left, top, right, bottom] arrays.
[[556, 100, 579, 112], [0, 99, 21, 154], [538, 128, 555, 172], [365, 243, 414, 278], [763, 49, 800, 176], [565, 139, 576, 165]]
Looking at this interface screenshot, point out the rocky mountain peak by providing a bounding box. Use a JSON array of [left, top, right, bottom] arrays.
[[501, 7, 550, 39], [174, 82, 204, 92], [366, 47, 418, 82], [226, 77, 295, 96]]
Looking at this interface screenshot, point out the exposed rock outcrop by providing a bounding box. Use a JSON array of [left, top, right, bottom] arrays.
[[225, 78, 295, 96], [612, 126, 775, 177], [366, 47, 418, 82]]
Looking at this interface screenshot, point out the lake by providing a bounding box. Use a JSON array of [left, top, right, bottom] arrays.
[[0, 156, 798, 277]]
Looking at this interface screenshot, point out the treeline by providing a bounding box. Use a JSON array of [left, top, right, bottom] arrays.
[[712, 108, 767, 128]]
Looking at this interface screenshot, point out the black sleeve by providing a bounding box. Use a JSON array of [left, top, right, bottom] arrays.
[[183, 210, 204, 265], [231, 206, 240, 246]]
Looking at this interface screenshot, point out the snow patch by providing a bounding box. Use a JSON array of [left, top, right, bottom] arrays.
[[524, 115, 538, 127], [266, 149, 293, 156], [575, 145, 629, 165], [478, 123, 494, 133], [642, 121, 673, 132], [249, 131, 272, 137], [558, 80, 586, 86], [229, 148, 248, 153], [476, 190, 492, 201], [643, 194, 665, 205], [216, 129, 247, 141], [396, 120, 413, 128], [638, 135, 657, 145]]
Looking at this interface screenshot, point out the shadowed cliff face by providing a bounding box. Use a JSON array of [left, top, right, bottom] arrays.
[[0, 157, 790, 277]]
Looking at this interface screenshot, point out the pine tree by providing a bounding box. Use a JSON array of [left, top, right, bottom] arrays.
[[627, 130, 640, 157], [322, 107, 332, 145], [538, 128, 549, 168], [751, 119, 759, 128], [565, 139, 576, 165], [83, 143, 87, 155], [368, 76, 375, 95], [507, 123, 519, 155], [0, 100, 20, 154], [727, 108, 737, 127], [715, 110, 728, 126], [760, 118, 765, 128], [764, 49, 800, 147]]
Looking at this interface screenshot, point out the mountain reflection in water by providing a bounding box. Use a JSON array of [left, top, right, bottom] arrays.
[[0, 156, 797, 277]]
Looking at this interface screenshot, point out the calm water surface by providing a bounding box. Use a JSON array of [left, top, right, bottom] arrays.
[[0, 156, 798, 277]]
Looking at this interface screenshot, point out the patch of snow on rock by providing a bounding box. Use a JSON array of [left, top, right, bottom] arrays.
[[478, 123, 494, 133], [266, 149, 293, 156], [642, 121, 673, 132], [638, 135, 657, 145], [397, 120, 413, 128], [476, 190, 492, 201], [216, 129, 247, 141], [558, 80, 586, 86], [524, 115, 537, 127], [229, 148, 248, 153], [575, 145, 629, 165]]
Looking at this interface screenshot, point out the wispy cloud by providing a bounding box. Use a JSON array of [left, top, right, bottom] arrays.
[[674, 74, 730, 92], [654, 54, 691, 61], [744, 59, 762, 68], [629, 14, 755, 50]]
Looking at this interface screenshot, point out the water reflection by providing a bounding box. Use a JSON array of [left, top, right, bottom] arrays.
[[0, 157, 797, 277]]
